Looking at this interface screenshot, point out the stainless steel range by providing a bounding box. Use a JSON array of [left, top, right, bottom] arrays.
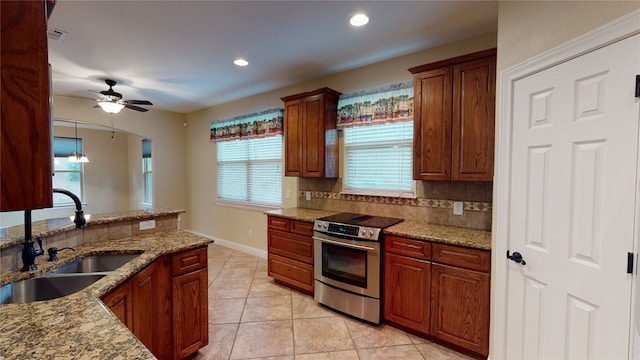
[[313, 212, 403, 324]]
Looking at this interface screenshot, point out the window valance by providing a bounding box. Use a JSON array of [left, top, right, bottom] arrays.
[[210, 108, 283, 142], [337, 82, 413, 129]]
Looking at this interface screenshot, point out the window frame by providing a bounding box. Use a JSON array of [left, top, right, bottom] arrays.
[[341, 122, 416, 198], [52, 136, 86, 207], [216, 134, 283, 210]]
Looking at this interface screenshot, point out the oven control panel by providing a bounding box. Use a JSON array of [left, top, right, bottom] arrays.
[[314, 220, 381, 240]]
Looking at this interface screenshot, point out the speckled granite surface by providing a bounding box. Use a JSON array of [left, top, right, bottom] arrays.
[[268, 208, 491, 250], [384, 221, 491, 250], [0, 208, 185, 250], [0, 229, 212, 360], [265, 208, 339, 223]]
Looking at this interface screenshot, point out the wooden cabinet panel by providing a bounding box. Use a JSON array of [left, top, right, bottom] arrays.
[[410, 49, 496, 182], [284, 99, 303, 176], [431, 264, 490, 356], [432, 244, 490, 273], [268, 216, 290, 232], [171, 247, 207, 276], [269, 230, 313, 264], [281, 88, 340, 178], [172, 269, 209, 359], [102, 281, 134, 331], [384, 235, 431, 260], [1, 0, 53, 211], [452, 57, 496, 181], [268, 253, 314, 294], [290, 220, 314, 236], [132, 262, 157, 350], [383, 252, 430, 334], [413, 67, 453, 180]]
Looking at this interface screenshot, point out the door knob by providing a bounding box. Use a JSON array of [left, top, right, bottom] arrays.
[[507, 251, 526, 265]]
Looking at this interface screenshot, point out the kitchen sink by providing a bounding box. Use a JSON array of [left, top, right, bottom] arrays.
[[0, 274, 106, 304], [50, 253, 140, 274]]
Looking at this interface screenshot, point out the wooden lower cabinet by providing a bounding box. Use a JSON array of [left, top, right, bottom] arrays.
[[172, 267, 208, 359], [101, 246, 208, 360], [383, 235, 490, 358], [267, 216, 314, 294], [431, 263, 490, 356], [383, 252, 430, 334]]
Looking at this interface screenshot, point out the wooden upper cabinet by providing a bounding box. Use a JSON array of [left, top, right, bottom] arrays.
[[1, 0, 53, 211], [413, 67, 453, 180], [281, 88, 341, 178], [452, 56, 496, 181], [410, 49, 496, 182]]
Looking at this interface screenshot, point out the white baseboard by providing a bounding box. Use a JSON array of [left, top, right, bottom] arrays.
[[186, 230, 267, 259]]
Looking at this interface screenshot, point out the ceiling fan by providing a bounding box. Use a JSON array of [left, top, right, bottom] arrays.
[[92, 79, 153, 113]]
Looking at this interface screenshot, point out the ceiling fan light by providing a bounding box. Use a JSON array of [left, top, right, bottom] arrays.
[[98, 101, 125, 114]]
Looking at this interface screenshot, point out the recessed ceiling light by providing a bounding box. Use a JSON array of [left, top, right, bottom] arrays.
[[233, 59, 249, 67], [349, 13, 369, 27]]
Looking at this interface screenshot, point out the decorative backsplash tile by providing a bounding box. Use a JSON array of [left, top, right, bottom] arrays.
[[298, 191, 492, 212]]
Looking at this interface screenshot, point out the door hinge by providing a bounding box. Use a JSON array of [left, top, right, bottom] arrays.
[[627, 252, 634, 274], [635, 75, 640, 98]]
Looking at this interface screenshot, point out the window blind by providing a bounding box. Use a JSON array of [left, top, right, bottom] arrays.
[[217, 135, 282, 206], [53, 137, 82, 157], [343, 121, 414, 197]]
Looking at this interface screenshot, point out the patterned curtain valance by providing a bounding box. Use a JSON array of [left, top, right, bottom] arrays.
[[210, 108, 283, 142], [337, 82, 413, 129]]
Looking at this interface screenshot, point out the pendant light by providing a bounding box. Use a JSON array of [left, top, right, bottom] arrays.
[[67, 123, 89, 163]]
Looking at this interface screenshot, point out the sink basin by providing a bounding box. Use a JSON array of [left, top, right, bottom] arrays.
[[50, 253, 140, 274], [0, 274, 106, 304]]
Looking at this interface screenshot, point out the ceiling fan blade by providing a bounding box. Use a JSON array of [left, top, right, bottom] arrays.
[[124, 100, 152, 106], [124, 104, 149, 112]]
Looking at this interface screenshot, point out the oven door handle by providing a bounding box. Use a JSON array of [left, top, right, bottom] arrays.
[[313, 236, 377, 252]]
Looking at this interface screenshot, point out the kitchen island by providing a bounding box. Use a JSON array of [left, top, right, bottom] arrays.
[[0, 211, 212, 360]]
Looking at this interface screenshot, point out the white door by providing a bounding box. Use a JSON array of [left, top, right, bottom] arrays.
[[506, 33, 640, 359]]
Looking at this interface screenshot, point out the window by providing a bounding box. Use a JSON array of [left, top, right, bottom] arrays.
[[338, 82, 415, 197], [142, 139, 152, 205], [52, 137, 84, 206], [217, 135, 282, 207], [212, 108, 284, 208], [343, 122, 414, 197]]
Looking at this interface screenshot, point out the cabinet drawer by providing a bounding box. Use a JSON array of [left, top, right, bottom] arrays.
[[290, 220, 314, 236], [171, 246, 208, 276], [268, 253, 314, 294], [432, 244, 490, 273], [268, 216, 290, 231], [384, 235, 431, 260], [268, 230, 313, 264]]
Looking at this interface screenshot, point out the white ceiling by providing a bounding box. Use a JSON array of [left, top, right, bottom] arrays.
[[48, 0, 498, 114]]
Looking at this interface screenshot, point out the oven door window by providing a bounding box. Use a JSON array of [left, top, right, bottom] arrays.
[[321, 242, 367, 288]]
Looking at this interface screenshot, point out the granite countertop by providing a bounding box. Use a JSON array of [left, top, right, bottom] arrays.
[[267, 208, 491, 250], [265, 208, 339, 223], [384, 221, 491, 250], [0, 229, 212, 360], [0, 208, 185, 250]]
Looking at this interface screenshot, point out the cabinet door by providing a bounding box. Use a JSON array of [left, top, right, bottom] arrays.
[[431, 263, 489, 356], [301, 94, 325, 177], [383, 253, 430, 334], [284, 99, 303, 176], [102, 281, 134, 331], [413, 67, 453, 180], [268, 253, 314, 294], [173, 269, 208, 359], [1, 0, 52, 211], [452, 56, 496, 181]]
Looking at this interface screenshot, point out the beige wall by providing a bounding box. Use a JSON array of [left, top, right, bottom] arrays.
[[185, 32, 497, 252], [51, 95, 188, 224]]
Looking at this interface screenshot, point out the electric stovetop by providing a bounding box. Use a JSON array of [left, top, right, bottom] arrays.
[[318, 212, 403, 229]]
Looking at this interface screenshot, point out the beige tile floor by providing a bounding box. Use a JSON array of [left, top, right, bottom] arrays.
[[194, 243, 476, 360]]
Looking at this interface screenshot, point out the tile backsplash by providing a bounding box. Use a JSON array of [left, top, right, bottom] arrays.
[[298, 178, 492, 230]]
